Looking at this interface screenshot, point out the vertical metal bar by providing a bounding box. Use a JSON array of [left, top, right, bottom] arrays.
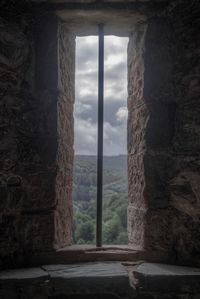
[[96, 24, 104, 248]]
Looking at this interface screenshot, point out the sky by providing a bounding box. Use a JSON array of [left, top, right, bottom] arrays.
[[74, 36, 129, 156]]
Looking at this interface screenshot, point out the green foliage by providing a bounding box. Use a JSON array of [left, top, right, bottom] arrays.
[[116, 203, 127, 228], [75, 221, 95, 243], [116, 232, 128, 244], [103, 215, 121, 243], [73, 155, 128, 245]]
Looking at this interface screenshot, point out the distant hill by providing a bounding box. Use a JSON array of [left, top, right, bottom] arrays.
[[74, 155, 127, 173], [72, 155, 128, 245]]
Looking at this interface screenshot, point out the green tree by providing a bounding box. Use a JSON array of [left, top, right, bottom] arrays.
[[116, 203, 127, 228], [103, 215, 121, 244], [116, 231, 128, 244], [75, 221, 95, 243]]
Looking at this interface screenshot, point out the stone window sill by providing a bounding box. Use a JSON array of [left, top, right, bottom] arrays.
[[30, 245, 145, 266], [1, 262, 200, 298]]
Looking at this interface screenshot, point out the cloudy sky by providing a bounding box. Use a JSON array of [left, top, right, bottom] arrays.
[[74, 36, 129, 156]]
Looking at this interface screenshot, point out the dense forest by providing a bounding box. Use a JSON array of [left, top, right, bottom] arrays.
[[72, 155, 128, 245]]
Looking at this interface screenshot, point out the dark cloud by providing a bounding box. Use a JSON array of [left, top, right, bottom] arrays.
[[76, 47, 97, 65], [75, 97, 127, 126], [74, 36, 128, 155], [105, 61, 127, 81], [105, 38, 128, 56], [75, 36, 98, 69]]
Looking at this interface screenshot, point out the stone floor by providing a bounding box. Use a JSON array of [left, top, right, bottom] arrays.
[[134, 263, 200, 293], [0, 262, 200, 299]]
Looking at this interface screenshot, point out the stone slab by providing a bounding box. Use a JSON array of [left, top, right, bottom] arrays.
[[57, 10, 146, 36], [43, 262, 134, 297], [133, 263, 200, 293], [0, 267, 48, 285]]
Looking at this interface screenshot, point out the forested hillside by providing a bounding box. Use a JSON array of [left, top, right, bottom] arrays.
[[72, 155, 128, 244]]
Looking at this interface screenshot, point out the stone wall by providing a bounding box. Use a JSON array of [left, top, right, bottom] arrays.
[[55, 21, 75, 249], [0, 262, 200, 299], [127, 24, 147, 251], [0, 0, 200, 269], [0, 4, 75, 268], [127, 0, 200, 266], [0, 9, 54, 267], [128, 18, 176, 259], [167, 0, 200, 266]]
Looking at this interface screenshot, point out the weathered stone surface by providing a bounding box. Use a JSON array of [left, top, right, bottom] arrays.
[[1, 0, 200, 271], [0, 263, 134, 299], [0, 263, 200, 299], [31, 0, 168, 3], [134, 263, 200, 293], [127, 19, 175, 255], [127, 0, 200, 266], [128, 205, 175, 257], [0, 289, 18, 299], [0, 268, 49, 299], [0, 13, 60, 266], [43, 262, 134, 297], [128, 151, 173, 209], [54, 20, 75, 249], [0, 9, 75, 267], [127, 25, 147, 250], [57, 10, 146, 36], [167, 0, 200, 266], [0, 267, 48, 284]]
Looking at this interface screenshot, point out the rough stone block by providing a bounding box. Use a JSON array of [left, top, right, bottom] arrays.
[[173, 102, 200, 154], [134, 263, 200, 293], [128, 151, 173, 208], [43, 263, 134, 298], [145, 102, 176, 149], [128, 153, 145, 208], [54, 206, 73, 248], [128, 204, 146, 250], [128, 104, 149, 155], [171, 213, 200, 266], [20, 213, 55, 253], [0, 289, 18, 299], [0, 267, 48, 285], [128, 205, 174, 255]]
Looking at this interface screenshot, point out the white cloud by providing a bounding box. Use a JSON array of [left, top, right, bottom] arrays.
[[116, 106, 128, 123], [74, 35, 128, 156], [74, 118, 97, 155], [74, 118, 127, 156], [104, 121, 127, 155], [74, 102, 92, 115]]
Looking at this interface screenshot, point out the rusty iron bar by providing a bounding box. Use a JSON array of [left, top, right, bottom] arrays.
[[96, 23, 104, 248]]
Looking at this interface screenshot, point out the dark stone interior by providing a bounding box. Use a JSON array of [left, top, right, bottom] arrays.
[[0, 0, 200, 298]]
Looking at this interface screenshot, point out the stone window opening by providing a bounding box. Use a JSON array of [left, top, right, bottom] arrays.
[[31, 11, 149, 264], [73, 32, 129, 247], [1, 3, 187, 267], [1, 0, 199, 271], [24, 6, 177, 265]]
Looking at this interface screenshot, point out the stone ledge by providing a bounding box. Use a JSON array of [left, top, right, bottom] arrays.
[[0, 262, 134, 299], [30, 246, 144, 265], [43, 262, 135, 297], [1, 263, 200, 299], [133, 263, 200, 293], [0, 267, 48, 285]]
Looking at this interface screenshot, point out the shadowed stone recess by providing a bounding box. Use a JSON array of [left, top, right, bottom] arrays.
[[0, 0, 200, 274], [0, 11, 75, 268], [0, 263, 134, 299], [127, 0, 200, 266], [0, 11, 58, 267], [42, 262, 134, 297], [0, 267, 48, 284], [133, 263, 200, 293], [1, 263, 200, 299]]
